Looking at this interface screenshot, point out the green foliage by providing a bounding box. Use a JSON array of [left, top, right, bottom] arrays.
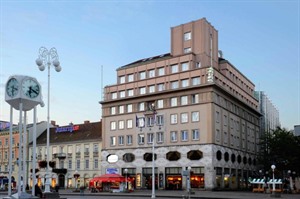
[[258, 127, 300, 176]]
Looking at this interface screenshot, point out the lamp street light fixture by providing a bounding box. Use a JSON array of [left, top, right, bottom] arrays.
[[124, 168, 128, 191], [271, 165, 276, 193], [137, 102, 157, 198], [36, 47, 62, 193], [73, 170, 80, 190]]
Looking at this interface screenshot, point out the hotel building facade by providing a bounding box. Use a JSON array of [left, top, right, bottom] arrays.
[[100, 18, 261, 190]]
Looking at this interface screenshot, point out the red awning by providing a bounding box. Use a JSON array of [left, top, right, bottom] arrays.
[[90, 173, 126, 183]]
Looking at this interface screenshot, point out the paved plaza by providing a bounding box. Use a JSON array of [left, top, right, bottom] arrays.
[[1, 189, 299, 199]]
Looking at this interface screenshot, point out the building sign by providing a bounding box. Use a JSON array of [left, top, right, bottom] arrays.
[[55, 125, 80, 133], [0, 122, 11, 131], [106, 168, 119, 174]]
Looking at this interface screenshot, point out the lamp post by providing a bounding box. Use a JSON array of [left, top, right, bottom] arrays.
[[124, 168, 128, 191], [36, 47, 62, 192], [138, 103, 157, 198], [187, 166, 191, 199], [271, 165, 276, 193], [73, 170, 80, 191]]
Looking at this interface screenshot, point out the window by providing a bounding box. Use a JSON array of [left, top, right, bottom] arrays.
[[181, 62, 189, 71], [216, 111, 220, 123], [127, 104, 133, 112], [93, 144, 98, 152], [139, 102, 145, 111], [184, 32, 191, 41], [119, 136, 124, 145], [12, 138, 15, 145], [170, 131, 177, 142], [128, 89, 134, 96], [157, 132, 164, 143], [139, 87, 146, 95], [147, 116, 155, 127], [128, 74, 134, 82], [192, 111, 199, 122], [52, 146, 57, 154], [192, 129, 200, 140], [120, 76, 125, 84], [171, 97, 177, 107], [112, 92, 117, 99], [84, 144, 89, 153], [157, 99, 164, 108], [184, 47, 192, 54], [170, 114, 178, 124], [195, 61, 201, 68], [119, 105, 124, 114], [127, 135, 133, 145], [157, 83, 165, 91], [181, 113, 188, 123], [85, 159, 89, 169], [127, 119, 133, 129], [181, 79, 189, 87], [76, 159, 80, 169], [120, 91, 125, 98], [139, 71, 146, 80], [171, 64, 178, 73], [94, 159, 99, 169], [181, 96, 188, 105], [110, 121, 116, 130], [111, 107, 116, 115], [118, 120, 124, 129], [149, 69, 155, 78], [171, 81, 178, 89], [110, 136, 116, 146], [181, 130, 188, 141], [68, 160, 72, 169], [192, 77, 200, 85], [149, 85, 155, 93], [158, 67, 165, 76], [156, 115, 164, 126], [147, 133, 154, 143], [192, 94, 199, 104], [138, 134, 145, 144]]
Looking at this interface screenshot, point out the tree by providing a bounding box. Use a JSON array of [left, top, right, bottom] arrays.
[[258, 127, 300, 176]]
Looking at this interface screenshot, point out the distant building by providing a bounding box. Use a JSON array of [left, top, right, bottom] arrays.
[[0, 121, 48, 187], [100, 18, 261, 190], [254, 91, 280, 134], [29, 121, 101, 189], [294, 125, 300, 136]]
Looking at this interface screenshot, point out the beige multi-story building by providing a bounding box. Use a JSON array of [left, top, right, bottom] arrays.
[[100, 18, 260, 190], [28, 120, 101, 189]]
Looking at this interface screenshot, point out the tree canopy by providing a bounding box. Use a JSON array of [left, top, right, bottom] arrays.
[[258, 127, 300, 176]]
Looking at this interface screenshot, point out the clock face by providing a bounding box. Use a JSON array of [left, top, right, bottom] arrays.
[[22, 79, 40, 99], [6, 78, 19, 97]]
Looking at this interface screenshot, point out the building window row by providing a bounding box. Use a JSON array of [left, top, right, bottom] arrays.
[[112, 76, 201, 100]]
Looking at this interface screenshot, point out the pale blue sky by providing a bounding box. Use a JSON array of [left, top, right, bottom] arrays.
[[0, 0, 299, 130]]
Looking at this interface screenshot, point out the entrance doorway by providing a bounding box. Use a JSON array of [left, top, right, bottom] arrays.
[[58, 174, 65, 188]]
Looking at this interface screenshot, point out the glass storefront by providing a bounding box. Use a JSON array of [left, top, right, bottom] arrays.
[[165, 167, 182, 190]]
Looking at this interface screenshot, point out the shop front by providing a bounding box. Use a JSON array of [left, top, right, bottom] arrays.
[[165, 167, 182, 190], [142, 167, 158, 189]]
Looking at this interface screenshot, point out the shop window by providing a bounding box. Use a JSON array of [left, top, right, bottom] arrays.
[[187, 150, 203, 160], [216, 150, 222, 161], [166, 151, 181, 161], [123, 153, 135, 162], [224, 152, 229, 162], [143, 153, 157, 162]]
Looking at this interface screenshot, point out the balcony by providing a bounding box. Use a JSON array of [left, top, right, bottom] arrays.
[[76, 152, 81, 158], [84, 151, 89, 157], [67, 153, 72, 158], [93, 151, 99, 157], [54, 153, 67, 160]]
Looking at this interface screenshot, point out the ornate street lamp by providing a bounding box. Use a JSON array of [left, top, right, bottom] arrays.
[[73, 170, 80, 190], [271, 165, 276, 193], [36, 47, 61, 193]]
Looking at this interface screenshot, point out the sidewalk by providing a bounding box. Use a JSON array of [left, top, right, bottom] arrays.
[[57, 188, 299, 199]]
